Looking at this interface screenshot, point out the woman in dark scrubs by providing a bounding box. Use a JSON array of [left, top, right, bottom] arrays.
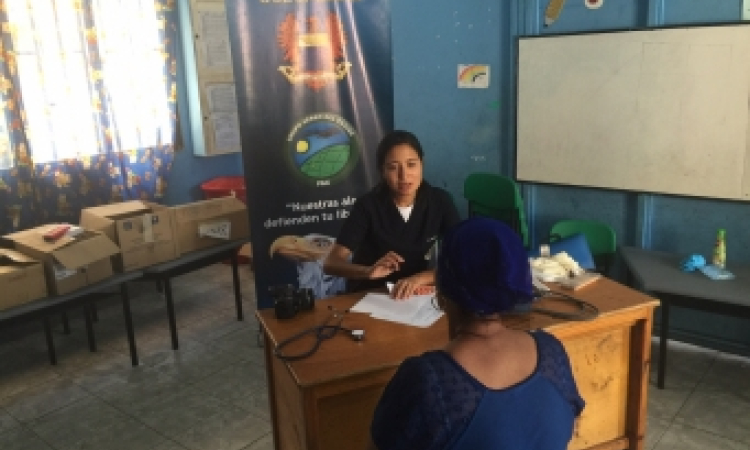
[[324, 130, 459, 299]]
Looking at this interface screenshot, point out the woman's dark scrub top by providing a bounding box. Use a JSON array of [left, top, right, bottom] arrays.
[[336, 181, 460, 293]]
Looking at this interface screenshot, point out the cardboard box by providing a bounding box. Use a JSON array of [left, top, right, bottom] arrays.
[[170, 197, 250, 255], [80, 201, 177, 271], [4, 226, 120, 296], [0, 248, 47, 311]]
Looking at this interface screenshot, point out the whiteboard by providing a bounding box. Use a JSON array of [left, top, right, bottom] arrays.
[[516, 25, 750, 201]]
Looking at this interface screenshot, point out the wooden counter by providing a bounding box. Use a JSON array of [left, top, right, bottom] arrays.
[[256, 277, 658, 450]]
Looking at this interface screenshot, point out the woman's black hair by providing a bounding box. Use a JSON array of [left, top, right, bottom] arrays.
[[375, 130, 424, 170]]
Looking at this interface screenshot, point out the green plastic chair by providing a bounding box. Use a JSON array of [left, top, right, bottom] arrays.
[[463, 173, 529, 248], [549, 219, 616, 275]]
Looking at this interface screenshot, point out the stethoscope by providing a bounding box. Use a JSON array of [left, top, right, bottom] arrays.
[[273, 307, 365, 362]]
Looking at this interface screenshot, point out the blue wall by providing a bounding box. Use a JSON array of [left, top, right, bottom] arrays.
[[389, 0, 750, 354], [163, 0, 245, 206], [170, 0, 750, 352]]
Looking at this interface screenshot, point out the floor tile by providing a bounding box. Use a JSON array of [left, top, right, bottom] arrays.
[[241, 432, 274, 450], [645, 416, 670, 450], [192, 360, 269, 420], [169, 408, 270, 450], [0, 408, 21, 435], [649, 339, 717, 389], [209, 327, 265, 364], [653, 422, 748, 450], [27, 396, 183, 450], [135, 386, 271, 450], [695, 352, 750, 393], [139, 339, 239, 385], [0, 426, 55, 450], [0, 378, 92, 422], [675, 389, 750, 444], [646, 384, 690, 421], [93, 370, 187, 416], [0, 358, 64, 403], [176, 308, 248, 345]]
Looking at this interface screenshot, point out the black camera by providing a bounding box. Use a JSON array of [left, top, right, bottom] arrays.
[[269, 284, 315, 319]]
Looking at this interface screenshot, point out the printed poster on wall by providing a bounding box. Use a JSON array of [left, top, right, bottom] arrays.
[[225, 0, 393, 309]]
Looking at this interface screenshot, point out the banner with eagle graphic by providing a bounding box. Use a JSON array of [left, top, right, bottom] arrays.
[[225, 0, 392, 309]]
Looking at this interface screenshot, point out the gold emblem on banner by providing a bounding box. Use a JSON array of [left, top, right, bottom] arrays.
[[277, 13, 351, 90]]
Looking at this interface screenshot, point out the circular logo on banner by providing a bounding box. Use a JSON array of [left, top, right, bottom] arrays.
[[285, 113, 359, 185], [585, 0, 603, 9]]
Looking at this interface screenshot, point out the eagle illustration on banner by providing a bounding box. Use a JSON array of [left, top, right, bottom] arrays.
[[277, 13, 352, 90]]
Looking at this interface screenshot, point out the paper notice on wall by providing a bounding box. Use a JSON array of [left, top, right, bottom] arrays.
[[206, 84, 240, 152], [206, 84, 238, 112], [199, 221, 231, 239], [210, 112, 241, 152], [744, 0, 750, 20], [197, 9, 232, 70]]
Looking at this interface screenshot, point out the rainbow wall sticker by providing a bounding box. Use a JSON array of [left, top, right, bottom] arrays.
[[458, 64, 490, 89]]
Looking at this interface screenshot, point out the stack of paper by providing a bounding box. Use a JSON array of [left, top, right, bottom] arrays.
[[350, 293, 443, 328]]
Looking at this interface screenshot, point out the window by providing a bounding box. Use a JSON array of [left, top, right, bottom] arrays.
[[1, 0, 173, 167]]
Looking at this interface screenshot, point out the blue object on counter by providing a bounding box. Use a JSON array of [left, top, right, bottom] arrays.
[[528, 233, 596, 270], [680, 254, 706, 272], [699, 265, 735, 281]]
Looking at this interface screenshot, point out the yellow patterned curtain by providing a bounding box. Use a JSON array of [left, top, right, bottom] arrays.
[[0, 0, 177, 233]]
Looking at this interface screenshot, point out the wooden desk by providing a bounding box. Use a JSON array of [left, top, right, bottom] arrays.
[[620, 246, 750, 389], [257, 278, 658, 450]]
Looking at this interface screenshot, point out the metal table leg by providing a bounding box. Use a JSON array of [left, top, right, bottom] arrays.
[[657, 299, 670, 389], [43, 317, 56, 365], [164, 278, 179, 350], [84, 305, 97, 352], [231, 253, 244, 321], [120, 283, 138, 366], [61, 312, 70, 334]]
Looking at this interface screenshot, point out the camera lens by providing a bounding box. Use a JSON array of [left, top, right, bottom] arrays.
[[271, 284, 299, 319], [297, 288, 315, 311]]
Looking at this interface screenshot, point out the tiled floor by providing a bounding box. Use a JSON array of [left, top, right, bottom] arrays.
[[1, 264, 749, 450]]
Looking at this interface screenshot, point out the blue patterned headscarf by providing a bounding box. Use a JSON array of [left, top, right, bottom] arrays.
[[437, 217, 533, 315]]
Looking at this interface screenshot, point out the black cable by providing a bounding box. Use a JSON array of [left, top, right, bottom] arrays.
[[531, 290, 599, 321], [274, 308, 350, 362]]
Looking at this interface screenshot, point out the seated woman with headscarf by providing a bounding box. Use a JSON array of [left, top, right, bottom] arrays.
[[369, 217, 585, 450]]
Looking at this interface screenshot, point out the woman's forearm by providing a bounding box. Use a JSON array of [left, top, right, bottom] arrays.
[[323, 257, 371, 279]]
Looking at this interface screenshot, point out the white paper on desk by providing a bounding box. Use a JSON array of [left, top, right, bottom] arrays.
[[372, 300, 443, 328], [351, 292, 441, 327]]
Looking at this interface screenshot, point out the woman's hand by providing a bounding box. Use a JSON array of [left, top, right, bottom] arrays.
[[391, 272, 436, 300], [368, 251, 404, 280]]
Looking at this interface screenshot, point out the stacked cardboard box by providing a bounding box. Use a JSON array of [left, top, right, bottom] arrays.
[[170, 197, 250, 255], [80, 201, 177, 272], [0, 248, 47, 311], [4, 226, 119, 296]]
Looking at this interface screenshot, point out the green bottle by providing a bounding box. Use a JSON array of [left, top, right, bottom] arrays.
[[712, 229, 726, 268]]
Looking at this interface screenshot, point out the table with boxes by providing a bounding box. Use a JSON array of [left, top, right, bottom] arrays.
[[142, 197, 250, 350], [0, 196, 250, 366]]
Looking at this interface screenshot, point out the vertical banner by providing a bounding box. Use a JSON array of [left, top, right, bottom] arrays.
[[225, 0, 392, 308]]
